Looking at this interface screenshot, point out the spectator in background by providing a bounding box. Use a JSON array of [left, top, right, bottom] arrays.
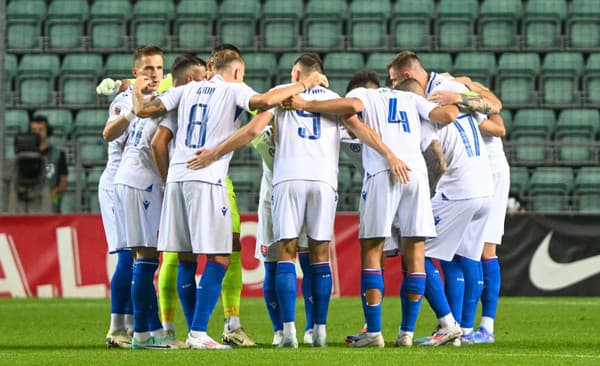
[[29, 115, 68, 213]]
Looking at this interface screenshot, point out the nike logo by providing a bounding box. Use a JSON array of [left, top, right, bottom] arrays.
[[529, 231, 600, 291]]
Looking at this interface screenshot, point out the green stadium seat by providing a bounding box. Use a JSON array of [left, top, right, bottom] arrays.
[[234, 192, 258, 213], [555, 109, 600, 138], [86, 166, 105, 188], [419, 53, 453, 74], [350, 169, 363, 192], [45, 0, 88, 51], [162, 53, 180, 75], [435, 0, 478, 50], [60, 54, 103, 107], [173, 0, 216, 52], [574, 167, 600, 192], [323, 53, 365, 95], [496, 53, 541, 107], [228, 165, 261, 192], [512, 135, 552, 166], [4, 135, 15, 161], [522, 0, 567, 50], [453, 52, 496, 87], [73, 109, 107, 137], [499, 109, 513, 138], [583, 53, 600, 106], [574, 192, 600, 212], [511, 109, 556, 139], [478, 0, 522, 50], [16, 55, 60, 107], [60, 189, 80, 213], [5, 109, 29, 135], [347, 0, 390, 51], [77, 135, 107, 166], [365, 53, 395, 80], [7, 0, 45, 51], [260, 0, 302, 51], [528, 167, 574, 212], [218, 0, 260, 50], [5, 54, 18, 94], [276, 52, 303, 83], [338, 165, 352, 192], [540, 52, 584, 107], [130, 0, 175, 49], [509, 166, 529, 199], [104, 54, 133, 80], [566, 0, 600, 50], [243, 53, 277, 93], [391, 0, 434, 50], [303, 0, 346, 50], [33, 109, 73, 138], [88, 0, 131, 51], [556, 136, 596, 165]]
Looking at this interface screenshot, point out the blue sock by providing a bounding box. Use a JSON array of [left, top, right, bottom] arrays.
[[299, 252, 314, 331], [191, 261, 227, 332], [440, 257, 465, 324], [311, 262, 332, 326], [400, 272, 426, 332], [263, 261, 282, 332], [148, 282, 162, 332], [481, 257, 500, 319], [424, 258, 452, 318], [111, 250, 133, 315], [131, 258, 159, 333], [177, 261, 197, 330], [461, 257, 484, 329], [361, 269, 384, 333], [275, 262, 297, 323]]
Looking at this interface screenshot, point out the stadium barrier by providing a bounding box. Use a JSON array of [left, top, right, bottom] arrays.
[[0, 213, 598, 298]]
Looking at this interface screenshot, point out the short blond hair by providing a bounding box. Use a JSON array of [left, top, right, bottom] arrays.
[[387, 50, 422, 72], [212, 49, 244, 72]]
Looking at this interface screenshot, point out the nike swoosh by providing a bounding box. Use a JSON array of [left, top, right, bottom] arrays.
[[529, 231, 600, 291]]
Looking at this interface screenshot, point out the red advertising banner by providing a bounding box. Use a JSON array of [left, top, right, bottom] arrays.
[[0, 214, 405, 298]]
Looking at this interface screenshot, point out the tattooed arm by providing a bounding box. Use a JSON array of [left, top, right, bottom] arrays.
[[422, 140, 446, 192]]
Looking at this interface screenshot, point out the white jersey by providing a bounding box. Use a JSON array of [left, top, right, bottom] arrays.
[[158, 74, 257, 184], [346, 87, 438, 176], [271, 85, 341, 190], [100, 87, 132, 184], [481, 133, 509, 173]]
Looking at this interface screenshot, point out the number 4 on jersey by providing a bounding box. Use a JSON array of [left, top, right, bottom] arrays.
[[388, 98, 410, 133]]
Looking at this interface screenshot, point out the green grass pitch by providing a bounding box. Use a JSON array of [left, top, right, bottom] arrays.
[[1, 297, 599, 365]]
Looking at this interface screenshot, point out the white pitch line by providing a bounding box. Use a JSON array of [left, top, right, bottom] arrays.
[[505, 299, 600, 306]]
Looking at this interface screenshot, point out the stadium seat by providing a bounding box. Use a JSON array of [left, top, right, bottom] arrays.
[[509, 166, 529, 199], [511, 109, 556, 139], [130, 0, 175, 50], [85, 188, 101, 213], [61, 189, 80, 213], [338, 165, 352, 193], [566, 0, 600, 50], [228, 165, 261, 192], [540, 52, 584, 107], [583, 53, 600, 106], [347, 0, 390, 50], [33, 109, 73, 139], [323, 53, 365, 95], [435, 0, 478, 50], [391, 0, 434, 51], [243, 53, 277, 93], [85, 166, 104, 188], [555, 109, 600, 138], [104, 54, 133, 80], [522, 0, 567, 50], [45, 0, 88, 52], [453, 52, 496, 87], [16, 55, 60, 107], [499, 109, 513, 138], [276, 52, 303, 83], [303, 0, 346, 50], [76, 135, 107, 166], [5, 54, 17, 100], [173, 0, 216, 52], [5, 109, 29, 135], [419, 53, 453, 74], [528, 167, 574, 212], [218, 0, 260, 50], [7, 0, 45, 51], [478, 0, 522, 50], [365, 53, 396, 80], [556, 136, 596, 165], [574, 192, 600, 212], [260, 0, 302, 51], [574, 167, 600, 192], [512, 135, 552, 166], [88, 0, 131, 51], [73, 109, 107, 137], [234, 192, 258, 213], [59, 54, 103, 107], [350, 170, 363, 192], [496, 53, 541, 107], [4, 135, 15, 161]]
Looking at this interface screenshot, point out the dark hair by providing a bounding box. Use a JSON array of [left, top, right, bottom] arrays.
[[394, 77, 425, 97], [212, 43, 242, 57], [29, 115, 53, 136], [293, 53, 324, 74], [133, 45, 164, 66], [385, 75, 394, 88], [172, 54, 206, 84], [387, 50, 422, 73], [346, 69, 380, 93]]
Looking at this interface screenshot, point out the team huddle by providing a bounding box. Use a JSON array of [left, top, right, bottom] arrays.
[[97, 44, 508, 350]]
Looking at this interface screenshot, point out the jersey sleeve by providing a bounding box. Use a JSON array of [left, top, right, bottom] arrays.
[[231, 83, 259, 111], [159, 109, 178, 135], [345, 88, 367, 115], [437, 79, 469, 93], [413, 94, 439, 120], [158, 84, 186, 112], [420, 120, 439, 152], [107, 92, 133, 123]]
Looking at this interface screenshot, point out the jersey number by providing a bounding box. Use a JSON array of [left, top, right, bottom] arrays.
[[185, 103, 208, 148], [388, 98, 410, 132], [296, 110, 321, 140], [126, 119, 146, 147], [454, 114, 480, 157]]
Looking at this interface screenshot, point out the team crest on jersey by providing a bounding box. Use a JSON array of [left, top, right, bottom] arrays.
[[143, 200, 150, 210], [113, 106, 121, 115], [361, 191, 367, 200], [350, 143, 361, 153], [146, 184, 153, 192], [434, 216, 441, 225], [221, 206, 228, 216]]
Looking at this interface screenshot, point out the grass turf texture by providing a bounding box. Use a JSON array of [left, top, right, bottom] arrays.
[[1, 297, 599, 365]]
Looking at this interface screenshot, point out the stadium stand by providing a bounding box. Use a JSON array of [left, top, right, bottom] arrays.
[[4, 0, 600, 213]]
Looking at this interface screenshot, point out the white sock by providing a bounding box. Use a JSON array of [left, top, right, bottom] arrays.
[[110, 313, 125, 330], [124, 314, 134, 331], [224, 316, 241, 333], [480, 316, 494, 333], [283, 322, 296, 337], [439, 314, 456, 328], [314, 323, 326, 337], [367, 331, 381, 337], [162, 322, 175, 332], [399, 330, 414, 338], [134, 331, 151, 342], [151, 328, 165, 338], [190, 331, 207, 339], [461, 327, 473, 335]]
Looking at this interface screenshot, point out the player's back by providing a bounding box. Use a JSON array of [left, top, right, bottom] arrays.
[[272, 85, 341, 189]]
